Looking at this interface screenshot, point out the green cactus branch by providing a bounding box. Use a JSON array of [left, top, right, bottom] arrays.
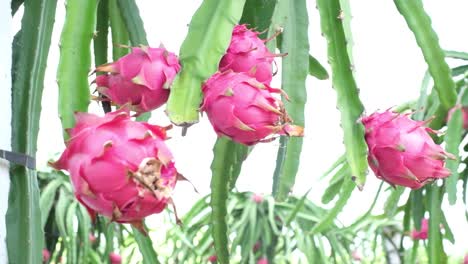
[[271, 0, 309, 201], [115, 0, 151, 122], [210, 137, 235, 264], [166, 0, 246, 127], [7, 0, 58, 263], [94, 0, 111, 113], [57, 0, 97, 138], [109, 0, 130, 60], [445, 107, 463, 205], [316, 0, 368, 189], [394, 0, 457, 112], [116, 0, 148, 46]]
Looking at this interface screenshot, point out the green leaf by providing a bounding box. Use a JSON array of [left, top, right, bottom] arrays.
[[7, 0, 58, 262], [309, 55, 329, 80], [445, 50, 468, 60], [109, 0, 130, 60], [271, 0, 309, 201], [132, 226, 160, 264], [413, 70, 431, 121], [394, 0, 457, 112], [166, 0, 246, 126], [316, 0, 368, 188], [310, 177, 355, 234], [57, 0, 98, 137], [77, 205, 91, 263], [104, 222, 115, 259], [210, 137, 236, 263], [445, 107, 463, 204], [384, 186, 405, 218], [321, 164, 348, 204], [39, 178, 63, 228], [66, 202, 78, 264], [427, 187, 447, 264], [411, 189, 425, 230], [55, 189, 71, 242]]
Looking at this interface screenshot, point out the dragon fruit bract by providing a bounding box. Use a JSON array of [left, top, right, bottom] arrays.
[[50, 108, 178, 225], [95, 46, 181, 112], [219, 24, 276, 84], [201, 71, 303, 145], [362, 110, 453, 189]]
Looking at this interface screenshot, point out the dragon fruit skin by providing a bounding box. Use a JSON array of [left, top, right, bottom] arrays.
[[201, 71, 303, 146], [257, 257, 269, 264], [109, 252, 122, 264], [362, 111, 453, 189], [50, 108, 178, 224], [219, 24, 275, 84], [95, 46, 181, 112], [411, 218, 429, 240]]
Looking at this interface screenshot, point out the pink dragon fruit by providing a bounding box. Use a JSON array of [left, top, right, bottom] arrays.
[[201, 71, 303, 145], [362, 110, 453, 189], [208, 255, 218, 263], [109, 252, 122, 264], [257, 257, 269, 264], [447, 105, 468, 129], [95, 46, 181, 113], [88, 233, 96, 243], [464, 254, 468, 264], [411, 218, 429, 240], [50, 108, 178, 228], [251, 193, 264, 204], [219, 24, 278, 84], [42, 249, 50, 263]]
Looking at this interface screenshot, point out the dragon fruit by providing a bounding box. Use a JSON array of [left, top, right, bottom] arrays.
[[208, 255, 218, 263], [50, 108, 178, 227], [95, 46, 181, 113], [219, 24, 277, 84], [411, 218, 429, 240], [109, 252, 122, 264], [251, 193, 264, 204], [42, 249, 50, 263], [201, 71, 303, 145], [257, 257, 269, 264], [362, 110, 453, 189]]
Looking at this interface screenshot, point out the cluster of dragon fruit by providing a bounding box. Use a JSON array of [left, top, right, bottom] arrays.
[[50, 24, 458, 261]]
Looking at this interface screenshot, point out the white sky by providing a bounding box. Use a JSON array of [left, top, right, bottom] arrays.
[[19, 0, 468, 257]]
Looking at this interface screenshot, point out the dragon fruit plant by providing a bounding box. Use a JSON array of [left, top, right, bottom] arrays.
[[95, 46, 181, 113], [219, 24, 279, 84], [201, 71, 303, 145], [362, 110, 453, 189], [50, 108, 178, 228]]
